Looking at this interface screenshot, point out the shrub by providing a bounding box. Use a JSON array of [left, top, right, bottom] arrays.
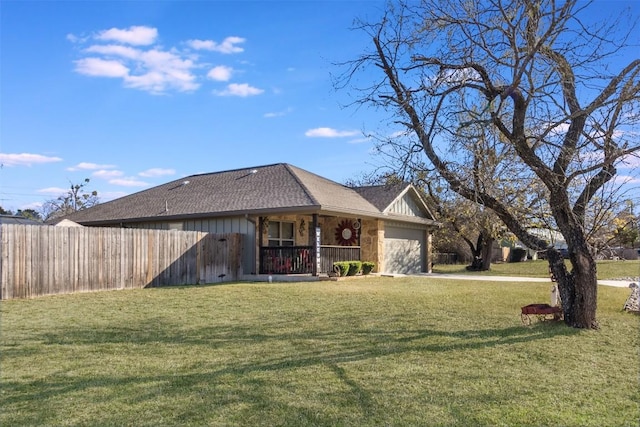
[[510, 248, 527, 263], [332, 261, 364, 276], [362, 262, 375, 275], [347, 261, 362, 276], [333, 262, 350, 277]]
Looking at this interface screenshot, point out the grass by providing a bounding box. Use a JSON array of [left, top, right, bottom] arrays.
[[433, 259, 640, 280], [1, 278, 638, 426]]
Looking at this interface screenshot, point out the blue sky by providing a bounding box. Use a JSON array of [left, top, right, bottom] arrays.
[[1, 0, 638, 213], [1, 0, 390, 211]]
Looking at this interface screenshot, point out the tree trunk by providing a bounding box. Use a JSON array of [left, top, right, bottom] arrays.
[[464, 234, 480, 271], [481, 237, 494, 271], [465, 232, 492, 271], [547, 246, 598, 329], [545, 188, 599, 329]]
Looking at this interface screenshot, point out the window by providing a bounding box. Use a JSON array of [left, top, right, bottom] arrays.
[[268, 221, 295, 246]]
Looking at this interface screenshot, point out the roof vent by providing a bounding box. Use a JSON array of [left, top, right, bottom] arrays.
[[251, 169, 258, 174], [182, 180, 190, 186]]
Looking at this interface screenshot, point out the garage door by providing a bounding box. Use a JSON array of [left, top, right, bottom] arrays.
[[384, 225, 426, 274]]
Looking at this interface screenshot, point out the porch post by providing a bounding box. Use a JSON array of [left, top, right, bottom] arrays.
[[426, 230, 433, 273], [312, 214, 319, 276], [258, 217, 264, 275]]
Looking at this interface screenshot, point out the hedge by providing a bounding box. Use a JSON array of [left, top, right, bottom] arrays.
[[333, 261, 376, 276]]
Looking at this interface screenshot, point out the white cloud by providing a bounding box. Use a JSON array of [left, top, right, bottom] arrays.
[[619, 154, 640, 168], [264, 107, 293, 118], [109, 178, 149, 187], [85, 44, 141, 60], [125, 49, 199, 93], [71, 27, 250, 95], [67, 33, 91, 44], [67, 162, 116, 171], [37, 187, 69, 195], [187, 36, 245, 54], [207, 65, 233, 82], [214, 83, 264, 97], [0, 153, 63, 167], [92, 169, 124, 179], [304, 127, 360, 138], [186, 39, 215, 50], [347, 137, 371, 144], [96, 26, 158, 46], [610, 174, 640, 186], [138, 168, 176, 177], [75, 49, 199, 93], [74, 58, 129, 78]]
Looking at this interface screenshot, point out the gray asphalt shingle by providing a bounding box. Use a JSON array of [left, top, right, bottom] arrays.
[[65, 163, 387, 224]]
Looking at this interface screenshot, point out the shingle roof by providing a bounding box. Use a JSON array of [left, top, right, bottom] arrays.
[[0, 215, 44, 225], [351, 182, 410, 212], [65, 163, 388, 225]]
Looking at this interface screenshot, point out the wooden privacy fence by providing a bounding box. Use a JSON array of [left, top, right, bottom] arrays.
[[0, 224, 242, 299]]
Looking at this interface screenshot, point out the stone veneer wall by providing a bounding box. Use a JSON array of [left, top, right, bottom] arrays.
[[359, 219, 383, 273], [252, 214, 385, 274], [320, 217, 341, 246]]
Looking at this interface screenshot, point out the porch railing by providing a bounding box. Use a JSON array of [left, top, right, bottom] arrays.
[[259, 245, 361, 275], [260, 246, 313, 274], [319, 246, 361, 274]]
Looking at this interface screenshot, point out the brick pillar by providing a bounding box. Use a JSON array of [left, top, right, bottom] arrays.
[[377, 220, 385, 273]]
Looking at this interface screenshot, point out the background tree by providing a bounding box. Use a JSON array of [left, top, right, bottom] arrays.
[[348, 169, 506, 270], [0, 206, 14, 215], [610, 200, 639, 251], [15, 209, 42, 221], [425, 181, 506, 270], [41, 179, 99, 221], [340, 0, 640, 328]]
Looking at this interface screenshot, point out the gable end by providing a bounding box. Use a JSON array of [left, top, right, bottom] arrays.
[[387, 191, 428, 218]]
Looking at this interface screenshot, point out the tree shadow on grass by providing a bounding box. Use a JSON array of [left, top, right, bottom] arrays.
[[4, 319, 577, 395], [2, 279, 581, 426]]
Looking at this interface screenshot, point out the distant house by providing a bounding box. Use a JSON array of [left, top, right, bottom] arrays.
[[64, 163, 439, 276], [0, 215, 43, 226]]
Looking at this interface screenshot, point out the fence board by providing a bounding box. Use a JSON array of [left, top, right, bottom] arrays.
[[0, 224, 242, 299]]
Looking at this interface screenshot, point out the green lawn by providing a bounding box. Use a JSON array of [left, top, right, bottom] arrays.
[[1, 278, 638, 426], [433, 259, 640, 280]]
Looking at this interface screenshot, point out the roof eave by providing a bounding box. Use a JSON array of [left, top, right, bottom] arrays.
[[383, 213, 441, 228]]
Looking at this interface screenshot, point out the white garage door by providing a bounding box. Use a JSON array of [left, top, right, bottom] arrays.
[[384, 225, 426, 274]]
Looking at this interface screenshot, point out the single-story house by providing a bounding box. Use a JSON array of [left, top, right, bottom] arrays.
[[63, 163, 439, 276], [0, 215, 43, 226]]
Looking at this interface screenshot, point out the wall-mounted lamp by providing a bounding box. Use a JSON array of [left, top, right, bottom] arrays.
[[299, 219, 306, 236]]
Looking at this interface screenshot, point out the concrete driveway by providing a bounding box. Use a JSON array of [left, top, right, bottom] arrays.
[[413, 273, 635, 288]]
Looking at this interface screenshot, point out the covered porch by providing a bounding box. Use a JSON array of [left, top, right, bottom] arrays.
[[259, 245, 361, 275], [255, 213, 378, 276]]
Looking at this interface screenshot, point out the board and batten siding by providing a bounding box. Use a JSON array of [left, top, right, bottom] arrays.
[[0, 224, 242, 299], [387, 192, 428, 218], [129, 217, 257, 274]]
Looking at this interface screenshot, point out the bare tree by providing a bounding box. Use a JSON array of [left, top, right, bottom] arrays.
[[339, 0, 640, 328], [41, 179, 99, 221], [425, 181, 506, 270]]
